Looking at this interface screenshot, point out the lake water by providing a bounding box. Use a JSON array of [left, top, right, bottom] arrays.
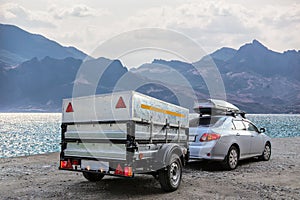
[[0, 113, 299, 158]]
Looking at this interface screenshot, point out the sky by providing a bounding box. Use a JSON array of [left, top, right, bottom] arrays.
[[0, 0, 299, 67]]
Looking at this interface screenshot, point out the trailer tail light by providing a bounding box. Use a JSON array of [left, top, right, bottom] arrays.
[[124, 167, 133, 177], [60, 159, 72, 169], [114, 164, 133, 177], [72, 160, 79, 165], [138, 153, 144, 160], [200, 133, 221, 142]]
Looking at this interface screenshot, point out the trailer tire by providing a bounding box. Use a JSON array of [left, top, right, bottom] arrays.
[[82, 172, 104, 182], [158, 153, 182, 192]]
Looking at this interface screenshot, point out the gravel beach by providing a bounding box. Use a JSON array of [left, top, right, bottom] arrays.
[[0, 137, 299, 200]]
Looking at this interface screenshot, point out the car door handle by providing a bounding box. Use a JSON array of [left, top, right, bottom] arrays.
[[236, 133, 240, 136], [251, 135, 254, 137]]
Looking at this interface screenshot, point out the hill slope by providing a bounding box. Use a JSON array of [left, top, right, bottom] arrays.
[[0, 24, 87, 65], [0, 57, 128, 112]]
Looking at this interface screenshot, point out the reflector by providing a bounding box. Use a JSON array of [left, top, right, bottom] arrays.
[[114, 164, 123, 175], [66, 102, 74, 112], [115, 97, 126, 108]]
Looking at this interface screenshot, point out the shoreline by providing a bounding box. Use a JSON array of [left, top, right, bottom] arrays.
[[1, 136, 300, 160], [1, 112, 300, 114], [0, 137, 300, 199]]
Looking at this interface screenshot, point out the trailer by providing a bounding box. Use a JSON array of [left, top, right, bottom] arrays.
[[59, 91, 189, 191]]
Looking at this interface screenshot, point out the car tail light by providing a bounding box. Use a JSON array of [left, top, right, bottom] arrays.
[[200, 133, 221, 142]]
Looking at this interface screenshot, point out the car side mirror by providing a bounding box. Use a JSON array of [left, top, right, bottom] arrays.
[[260, 128, 266, 133]]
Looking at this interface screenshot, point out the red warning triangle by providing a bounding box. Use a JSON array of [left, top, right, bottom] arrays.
[[114, 164, 123, 175], [66, 102, 74, 112], [115, 97, 126, 108]]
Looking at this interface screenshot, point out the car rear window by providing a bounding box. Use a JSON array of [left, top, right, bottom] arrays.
[[189, 116, 224, 127]]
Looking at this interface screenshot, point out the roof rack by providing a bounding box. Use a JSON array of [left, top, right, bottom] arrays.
[[226, 110, 246, 118]]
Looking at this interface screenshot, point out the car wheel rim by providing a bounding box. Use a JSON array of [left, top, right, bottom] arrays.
[[229, 149, 238, 168], [264, 145, 271, 159], [170, 162, 180, 186]]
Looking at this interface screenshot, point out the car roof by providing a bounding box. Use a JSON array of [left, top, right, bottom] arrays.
[[191, 115, 249, 121]]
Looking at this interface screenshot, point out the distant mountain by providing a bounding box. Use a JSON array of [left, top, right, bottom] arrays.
[[0, 24, 87, 65], [132, 40, 300, 113], [132, 59, 206, 90], [221, 40, 300, 81], [210, 47, 237, 62]]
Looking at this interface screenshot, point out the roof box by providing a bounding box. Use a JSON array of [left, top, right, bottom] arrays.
[[194, 99, 241, 115]]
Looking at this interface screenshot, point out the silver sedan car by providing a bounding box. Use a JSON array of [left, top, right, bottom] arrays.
[[188, 115, 271, 170]]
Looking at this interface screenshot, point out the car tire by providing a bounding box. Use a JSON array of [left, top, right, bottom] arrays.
[[82, 172, 104, 182], [259, 143, 271, 161], [223, 146, 239, 170], [158, 154, 182, 192]]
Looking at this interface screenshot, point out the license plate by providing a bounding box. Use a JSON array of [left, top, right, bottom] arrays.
[[81, 160, 109, 172], [189, 136, 196, 142]]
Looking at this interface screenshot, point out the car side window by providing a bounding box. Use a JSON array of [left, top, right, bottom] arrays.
[[232, 120, 245, 130], [230, 121, 236, 130], [243, 121, 259, 132]]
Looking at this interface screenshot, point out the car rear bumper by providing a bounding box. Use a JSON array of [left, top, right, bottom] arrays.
[[189, 141, 225, 160]]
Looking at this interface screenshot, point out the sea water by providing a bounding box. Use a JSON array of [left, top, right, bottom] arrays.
[[0, 113, 61, 158], [247, 114, 300, 138], [0, 113, 299, 158]]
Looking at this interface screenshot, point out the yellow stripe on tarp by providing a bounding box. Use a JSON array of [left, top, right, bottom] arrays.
[[141, 104, 186, 118]]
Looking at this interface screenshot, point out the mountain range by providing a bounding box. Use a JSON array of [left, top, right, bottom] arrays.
[[0, 23, 299, 113]]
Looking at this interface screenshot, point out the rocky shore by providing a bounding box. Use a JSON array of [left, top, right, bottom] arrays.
[[0, 137, 299, 199]]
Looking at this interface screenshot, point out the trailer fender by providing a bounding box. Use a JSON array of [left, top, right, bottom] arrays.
[[155, 144, 185, 170]]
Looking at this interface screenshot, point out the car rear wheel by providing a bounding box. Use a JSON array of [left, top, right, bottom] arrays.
[[259, 143, 271, 161], [223, 146, 239, 170], [158, 154, 182, 192], [82, 172, 104, 182]]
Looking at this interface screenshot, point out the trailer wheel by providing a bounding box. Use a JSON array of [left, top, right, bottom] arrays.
[[82, 172, 104, 182], [158, 154, 182, 192]]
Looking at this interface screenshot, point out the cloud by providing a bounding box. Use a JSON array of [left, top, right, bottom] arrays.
[[120, 1, 257, 53], [1, 0, 298, 62], [51, 4, 110, 19], [125, 2, 250, 31], [0, 3, 55, 28], [261, 4, 300, 28], [122, 1, 299, 53]]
